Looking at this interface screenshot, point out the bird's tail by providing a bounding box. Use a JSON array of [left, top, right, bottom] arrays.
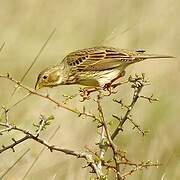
[[136, 54, 175, 60]]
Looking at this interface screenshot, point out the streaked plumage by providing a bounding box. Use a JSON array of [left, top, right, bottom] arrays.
[[35, 46, 173, 90]]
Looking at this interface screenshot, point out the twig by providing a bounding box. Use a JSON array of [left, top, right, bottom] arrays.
[[0, 121, 103, 179], [0, 74, 80, 115], [128, 117, 148, 136], [0, 73, 161, 179], [35, 115, 50, 137], [121, 161, 161, 179], [97, 92, 123, 180], [97, 126, 106, 171], [0, 74, 101, 122], [139, 94, 158, 103], [113, 114, 148, 136], [62, 93, 79, 104], [111, 75, 147, 140]]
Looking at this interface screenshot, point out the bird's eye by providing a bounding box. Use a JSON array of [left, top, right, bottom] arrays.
[[43, 75, 48, 80]]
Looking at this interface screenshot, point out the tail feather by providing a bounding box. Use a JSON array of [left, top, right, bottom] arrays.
[[120, 52, 175, 64], [126, 53, 175, 65], [137, 54, 175, 60], [138, 54, 175, 59]]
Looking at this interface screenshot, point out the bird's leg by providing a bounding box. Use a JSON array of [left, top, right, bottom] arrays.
[[103, 71, 126, 95], [79, 87, 100, 101], [103, 83, 114, 96], [111, 81, 127, 89]]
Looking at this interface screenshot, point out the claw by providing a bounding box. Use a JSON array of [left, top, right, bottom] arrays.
[[102, 71, 126, 95], [103, 83, 117, 96], [79, 88, 90, 102], [103, 83, 110, 95], [79, 87, 99, 102]]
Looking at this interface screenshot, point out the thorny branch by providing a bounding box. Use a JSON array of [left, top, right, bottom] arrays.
[[111, 74, 153, 140], [121, 161, 161, 179], [96, 92, 123, 180], [0, 116, 103, 179], [0, 73, 97, 119], [0, 73, 160, 179]]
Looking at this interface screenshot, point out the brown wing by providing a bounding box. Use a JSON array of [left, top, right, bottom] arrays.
[[62, 47, 137, 71], [61, 46, 173, 71]]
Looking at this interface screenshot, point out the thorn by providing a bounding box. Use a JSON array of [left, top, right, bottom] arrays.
[[11, 147, 15, 152], [12, 138, 16, 143], [49, 146, 54, 152], [6, 73, 10, 78], [82, 164, 89, 168]]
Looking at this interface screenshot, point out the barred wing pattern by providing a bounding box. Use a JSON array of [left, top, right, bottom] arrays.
[[62, 47, 145, 71]]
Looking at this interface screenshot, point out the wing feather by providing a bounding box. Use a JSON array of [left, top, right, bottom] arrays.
[[63, 47, 134, 71], [60, 46, 173, 73]]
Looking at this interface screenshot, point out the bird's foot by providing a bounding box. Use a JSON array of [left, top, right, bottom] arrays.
[[103, 83, 117, 96], [79, 81, 126, 101], [79, 87, 99, 102]]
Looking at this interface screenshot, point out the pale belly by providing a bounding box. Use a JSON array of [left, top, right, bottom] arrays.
[[77, 69, 123, 87]]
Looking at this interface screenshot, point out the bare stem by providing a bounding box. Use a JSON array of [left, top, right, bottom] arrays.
[[111, 75, 146, 140]]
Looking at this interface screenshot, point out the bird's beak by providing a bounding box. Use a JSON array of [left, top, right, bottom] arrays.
[[35, 82, 43, 90]]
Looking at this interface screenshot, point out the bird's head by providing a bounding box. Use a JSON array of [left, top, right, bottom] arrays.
[[35, 66, 63, 90]]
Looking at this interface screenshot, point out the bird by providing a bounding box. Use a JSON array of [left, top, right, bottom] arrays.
[[35, 46, 174, 91]]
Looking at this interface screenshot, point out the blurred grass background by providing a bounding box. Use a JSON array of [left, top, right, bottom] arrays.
[[0, 0, 179, 179]]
